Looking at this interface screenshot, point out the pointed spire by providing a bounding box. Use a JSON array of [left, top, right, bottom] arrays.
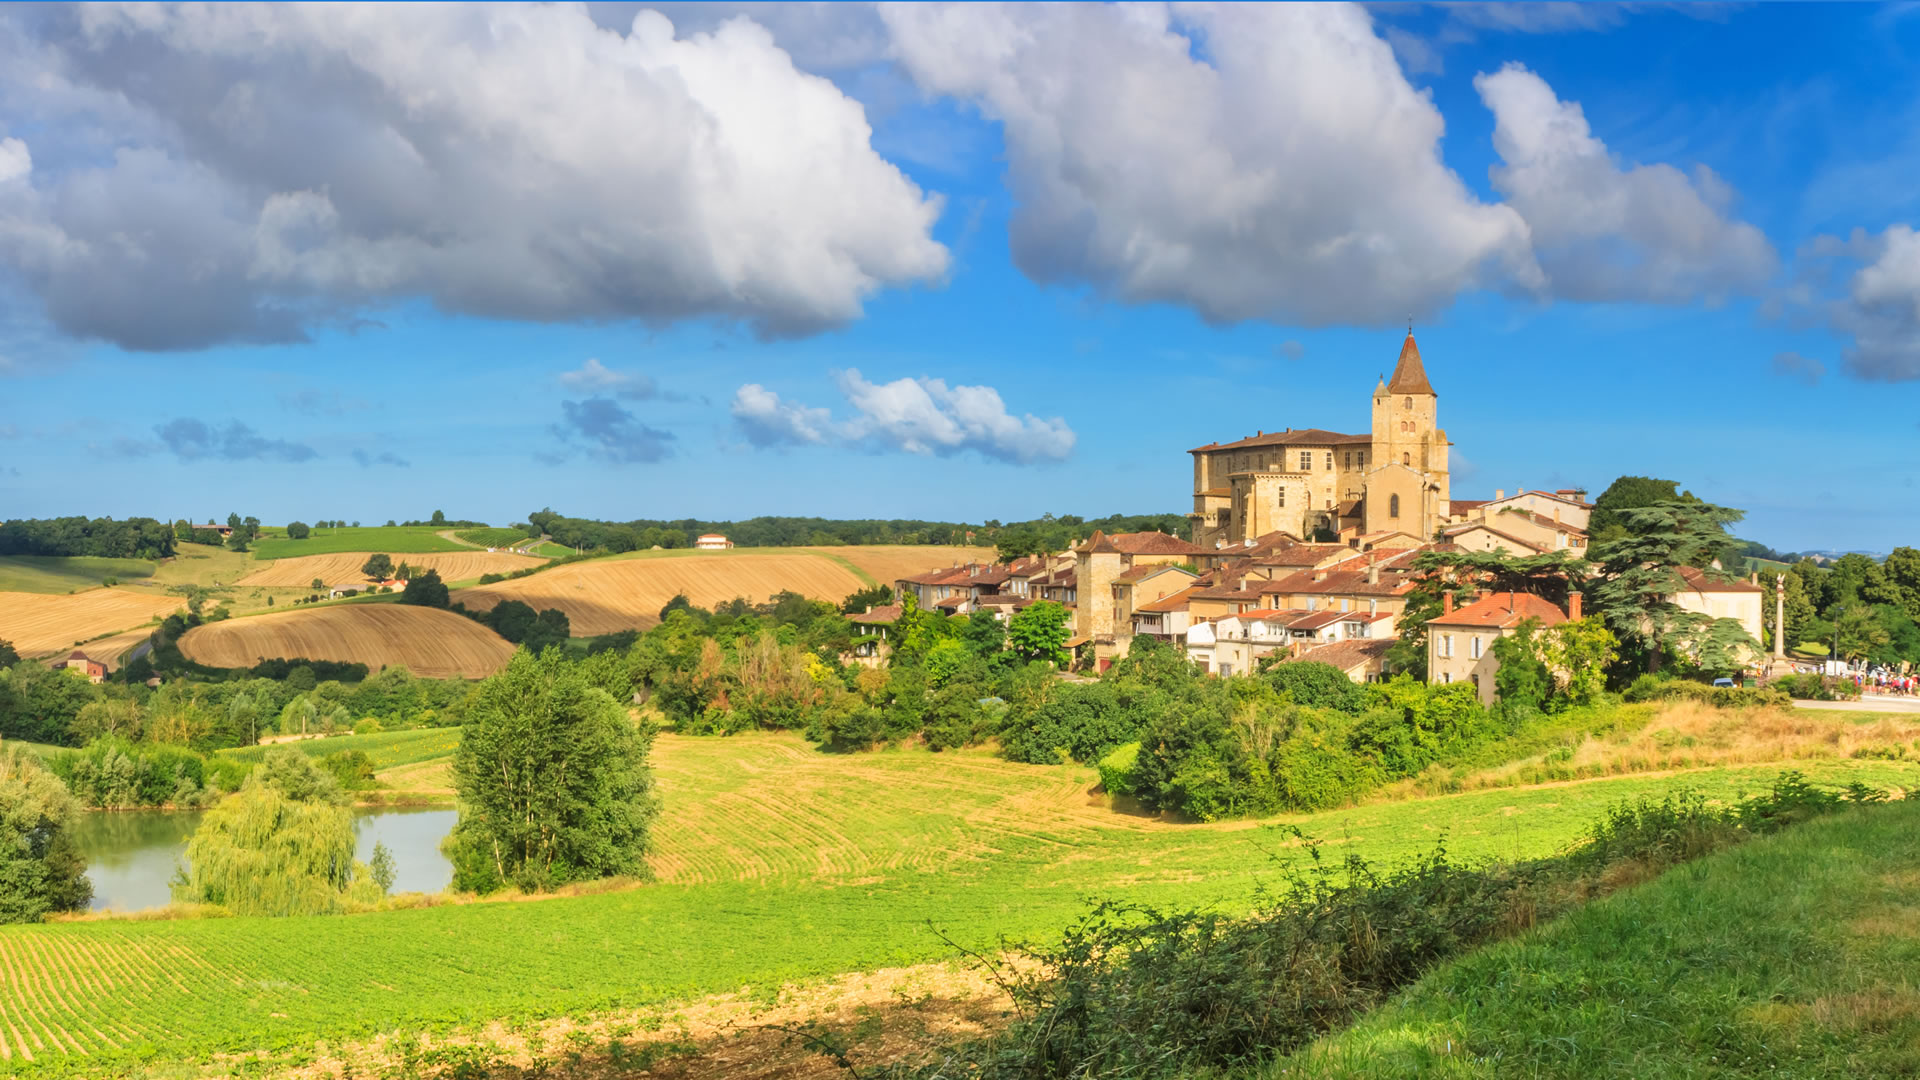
[[1387, 332, 1434, 395]]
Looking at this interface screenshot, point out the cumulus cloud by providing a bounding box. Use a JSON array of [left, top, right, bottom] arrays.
[[879, 3, 1540, 326], [1770, 351, 1826, 385], [351, 449, 409, 468], [731, 370, 1074, 463], [1812, 224, 1920, 381], [0, 4, 947, 350], [558, 358, 660, 401], [553, 398, 675, 464], [1476, 63, 1777, 304], [152, 418, 318, 463]]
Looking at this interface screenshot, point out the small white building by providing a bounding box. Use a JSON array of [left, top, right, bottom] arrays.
[[694, 534, 734, 550]]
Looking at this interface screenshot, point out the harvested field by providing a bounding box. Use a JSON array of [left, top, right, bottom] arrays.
[[803, 545, 984, 584], [178, 605, 514, 678], [452, 553, 875, 634], [0, 589, 183, 657], [76, 627, 159, 669], [238, 550, 546, 587]]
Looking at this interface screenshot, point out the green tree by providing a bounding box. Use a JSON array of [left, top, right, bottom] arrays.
[[1833, 604, 1891, 665], [171, 748, 376, 916], [361, 553, 395, 582], [431, 509, 447, 526], [369, 841, 396, 894], [1873, 546, 1920, 622], [1586, 499, 1746, 673], [286, 521, 310, 540], [1491, 619, 1551, 712], [1540, 618, 1618, 705], [1008, 600, 1071, 667], [1588, 476, 1687, 542], [0, 745, 91, 922], [445, 650, 658, 894], [0, 639, 16, 668], [399, 569, 450, 608]]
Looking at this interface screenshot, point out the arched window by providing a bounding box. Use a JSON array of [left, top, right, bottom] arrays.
[[1389, 494, 1400, 518], [1403, 396, 1412, 409], [1402, 452, 1410, 466]]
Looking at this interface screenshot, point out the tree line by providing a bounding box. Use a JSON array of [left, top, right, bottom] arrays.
[[0, 517, 176, 559]]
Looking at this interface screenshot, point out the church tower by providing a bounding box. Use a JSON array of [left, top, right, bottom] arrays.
[[1364, 332, 1450, 538]]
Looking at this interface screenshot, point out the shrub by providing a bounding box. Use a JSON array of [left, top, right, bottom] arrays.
[[1097, 742, 1140, 797], [1258, 660, 1365, 713], [353, 718, 385, 736], [0, 746, 91, 923]]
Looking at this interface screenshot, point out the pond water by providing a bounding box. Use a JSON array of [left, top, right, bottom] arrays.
[[71, 807, 458, 912]]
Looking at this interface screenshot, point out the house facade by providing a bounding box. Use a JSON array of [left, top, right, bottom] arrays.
[[1425, 591, 1575, 705]]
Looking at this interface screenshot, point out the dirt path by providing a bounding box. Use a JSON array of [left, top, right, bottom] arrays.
[[437, 530, 484, 549]]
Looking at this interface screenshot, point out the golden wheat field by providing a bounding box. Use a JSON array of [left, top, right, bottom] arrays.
[[238, 550, 547, 587], [178, 604, 515, 678], [0, 589, 183, 657], [77, 626, 161, 669], [804, 545, 985, 583], [453, 553, 880, 634]]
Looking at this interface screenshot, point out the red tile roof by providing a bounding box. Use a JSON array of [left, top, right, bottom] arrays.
[[1136, 586, 1200, 614], [1190, 428, 1371, 454], [1427, 591, 1568, 630], [849, 604, 902, 625], [1291, 638, 1394, 673], [1108, 532, 1208, 556], [1449, 499, 1489, 516], [1387, 332, 1435, 395], [1676, 566, 1764, 593]]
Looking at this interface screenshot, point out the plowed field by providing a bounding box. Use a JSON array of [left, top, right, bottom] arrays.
[[178, 605, 514, 678], [0, 590, 183, 657], [239, 551, 546, 587], [803, 545, 981, 583], [452, 554, 873, 634], [74, 627, 158, 670]]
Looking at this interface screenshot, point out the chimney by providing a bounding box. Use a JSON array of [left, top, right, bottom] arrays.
[[1495, 489, 1505, 500], [1568, 592, 1582, 621], [1442, 591, 1455, 615], [1367, 552, 1380, 585], [865, 604, 873, 614]]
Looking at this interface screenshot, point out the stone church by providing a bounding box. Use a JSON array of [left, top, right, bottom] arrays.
[[1187, 332, 1452, 548]]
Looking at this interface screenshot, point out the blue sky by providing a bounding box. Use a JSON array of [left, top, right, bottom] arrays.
[[0, 2, 1916, 552]]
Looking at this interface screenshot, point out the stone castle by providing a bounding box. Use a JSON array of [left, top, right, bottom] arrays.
[[1188, 331, 1451, 549]]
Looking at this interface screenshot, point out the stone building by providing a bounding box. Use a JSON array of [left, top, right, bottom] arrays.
[[1070, 530, 1209, 659], [1425, 591, 1575, 705], [1189, 332, 1451, 549]]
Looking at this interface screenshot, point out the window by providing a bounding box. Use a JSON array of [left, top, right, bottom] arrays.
[[1441, 633, 1453, 658], [1402, 452, 1411, 466], [1343, 451, 1351, 468], [1299, 451, 1312, 471], [1325, 452, 1333, 470], [1442, 671, 1453, 684], [1368, 599, 1377, 614], [1220, 663, 1234, 678], [1340, 598, 1350, 611], [1470, 635, 1483, 659], [1277, 487, 1285, 508], [1389, 494, 1400, 518], [1403, 396, 1412, 409]]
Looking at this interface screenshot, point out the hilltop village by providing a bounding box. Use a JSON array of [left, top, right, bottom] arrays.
[[886, 333, 1765, 702]]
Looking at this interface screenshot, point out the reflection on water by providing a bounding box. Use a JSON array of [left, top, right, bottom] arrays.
[[70, 807, 457, 912]]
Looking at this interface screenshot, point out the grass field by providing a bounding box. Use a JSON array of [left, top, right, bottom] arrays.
[[0, 556, 158, 594], [1, 727, 1914, 1074], [220, 728, 462, 771], [177, 604, 513, 678], [0, 589, 183, 657], [1278, 798, 1920, 1078], [249, 527, 472, 559], [453, 527, 532, 548], [237, 550, 545, 587], [449, 546, 974, 634]]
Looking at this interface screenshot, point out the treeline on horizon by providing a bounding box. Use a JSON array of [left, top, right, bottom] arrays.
[[526, 509, 1191, 554]]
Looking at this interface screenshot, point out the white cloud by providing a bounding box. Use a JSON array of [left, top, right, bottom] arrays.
[[730, 370, 1075, 463], [0, 138, 28, 184], [878, 2, 1539, 327], [558, 358, 659, 401], [1822, 224, 1920, 381], [1476, 63, 1777, 304], [0, 4, 948, 349]]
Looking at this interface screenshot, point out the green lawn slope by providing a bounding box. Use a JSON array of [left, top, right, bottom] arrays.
[[249, 526, 470, 558], [1276, 798, 1920, 1079], [0, 555, 157, 593], [9, 743, 1918, 1074]]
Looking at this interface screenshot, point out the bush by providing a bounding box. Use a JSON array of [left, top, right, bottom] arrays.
[[1097, 742, 1140, 797], [1633, 680, 1790, 709], [1258, 660, 1365, 713], [0, 746, 91, 922], [1770, 672, 1861, 701], [353, 718, 385, 736]]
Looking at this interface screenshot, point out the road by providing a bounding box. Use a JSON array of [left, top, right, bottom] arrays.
[[1794, 694, 1920, 714]]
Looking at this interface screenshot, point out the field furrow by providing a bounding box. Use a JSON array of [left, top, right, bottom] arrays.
[[0, 590, 182, 657], [239, 551, 546, 587], [178, 605, 514, 678]]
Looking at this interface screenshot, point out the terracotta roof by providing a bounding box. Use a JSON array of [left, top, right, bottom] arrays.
[[934, 595, 968, 609], [1190, 428, 1371, 454], [1492, 508, 1587, 535], [65, 650, 91, 661], [1107, 532, 1208, 556], [1251, 542, 1351, 567], [1115, 563, 1196, 585], [898, 565, 973, 586], [1137, 586, 1200, 614], [1427, 591, 1568, 630], [1075, 529, 1121, 555], [849, 604, 902, 625], [1440, 523, 1548, 554], [1489, 490, 1594, 510], [1191, 583, 1266, 601], [1200, 486, 1231, 498], [1449, 499, 1489, 516], [1289, 610, 1349, 631], [1291, 638, 1394, 673], [975, 595, 1034, 609], [1387, 332, 1435, 395], [1336, 498, 1362, 517], [1676, 566, 1764, 594]]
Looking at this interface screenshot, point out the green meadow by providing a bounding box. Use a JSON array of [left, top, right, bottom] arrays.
[[3, 730, 1915, 1076], [0, 555, 158, 594], [248, 526, 472, 559]]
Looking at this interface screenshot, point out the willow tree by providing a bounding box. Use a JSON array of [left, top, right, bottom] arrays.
[[0, 745, 91, 922], [445, 649, 657, 894], [172, 747, 380, 916]]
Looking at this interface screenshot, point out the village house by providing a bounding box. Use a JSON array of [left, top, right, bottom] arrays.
[[1671, 567, 1766, 651], [1131, 585, 1201, 642], [847, 604, 900, 664], [694, 533, 734, 550], [1282, 638, 1398, 683], [1071, 530, 1209, 661], [1425, 591, 1576, 705], [60, 650, 107, 683]]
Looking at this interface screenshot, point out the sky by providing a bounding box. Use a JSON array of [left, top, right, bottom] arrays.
[[0, 2, 1916, 553]]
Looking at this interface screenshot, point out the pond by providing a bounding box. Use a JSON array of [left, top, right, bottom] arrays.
[[70, 807, 458, 913]]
